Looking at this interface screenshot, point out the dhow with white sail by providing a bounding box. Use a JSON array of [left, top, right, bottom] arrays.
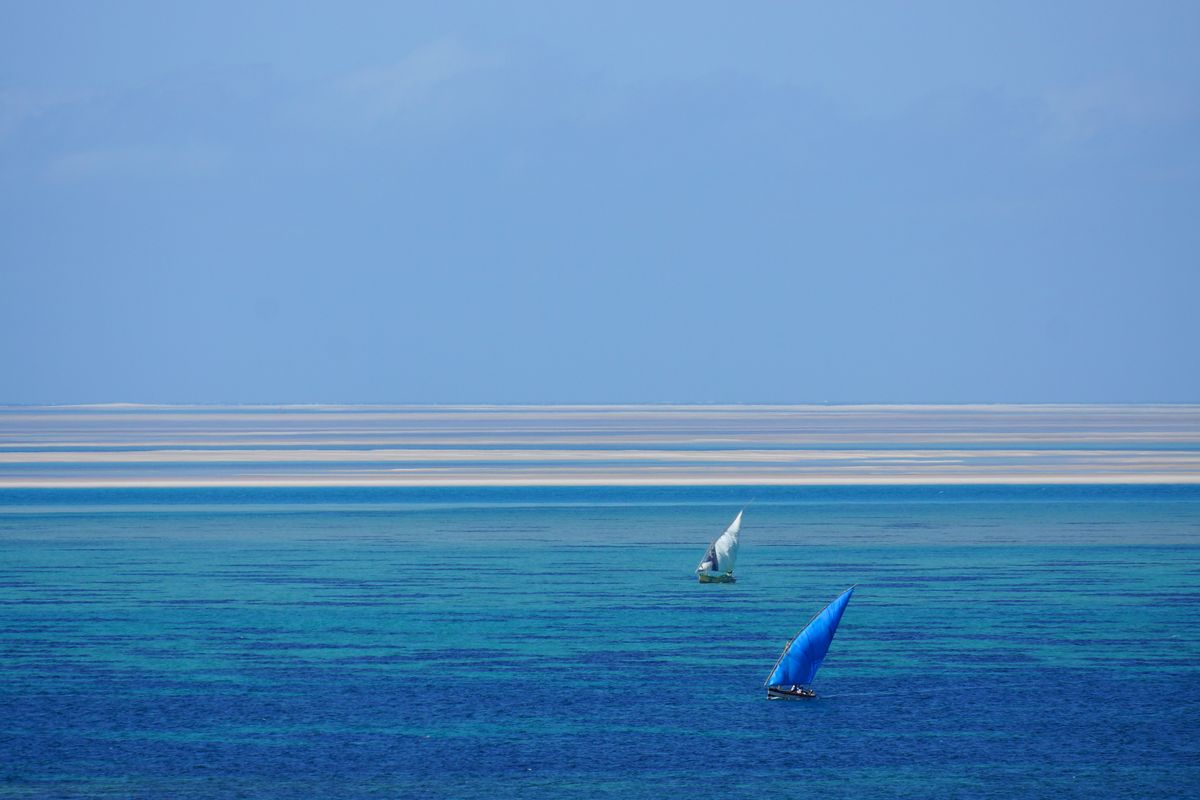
[[695, 510, 743, 583]]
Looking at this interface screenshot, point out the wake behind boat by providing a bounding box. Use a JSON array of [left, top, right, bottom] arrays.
[[764, 586, 854, 699], [695, 510, 743, 583]]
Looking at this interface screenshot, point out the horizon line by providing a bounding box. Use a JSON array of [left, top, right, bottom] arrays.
[[5, 401, 1200, 411]]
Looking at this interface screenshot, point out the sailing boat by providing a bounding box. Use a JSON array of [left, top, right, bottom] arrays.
[[695, 511, 743, 583], [764, 586, 854, 699]]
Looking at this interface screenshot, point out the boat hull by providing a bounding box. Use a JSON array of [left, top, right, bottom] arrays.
[[697, 572, 736, 584], [766, 686, 816, 700]]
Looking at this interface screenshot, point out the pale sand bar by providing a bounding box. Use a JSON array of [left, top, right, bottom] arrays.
[[0, 404, 1197, 487]]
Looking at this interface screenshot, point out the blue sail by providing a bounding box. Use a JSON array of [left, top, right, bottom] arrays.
[[764, 587, 854, 688]]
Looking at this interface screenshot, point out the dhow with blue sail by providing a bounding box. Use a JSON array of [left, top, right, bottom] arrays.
[[764, 586, 854, 699], [695, 510, 743, 583]]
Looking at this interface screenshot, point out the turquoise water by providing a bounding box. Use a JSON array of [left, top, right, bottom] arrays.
[[2, 486, 1198, 798]]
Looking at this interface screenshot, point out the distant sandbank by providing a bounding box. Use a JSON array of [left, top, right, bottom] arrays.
[[1, 404, 1197, 488]]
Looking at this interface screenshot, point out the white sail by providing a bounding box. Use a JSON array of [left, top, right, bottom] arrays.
[[696, 511, 742, 576]]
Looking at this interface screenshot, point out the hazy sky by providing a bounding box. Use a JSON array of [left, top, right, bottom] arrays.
[[2, 1, 1197, 403]]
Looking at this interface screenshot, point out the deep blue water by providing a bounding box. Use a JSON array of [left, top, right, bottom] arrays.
[[2, 486, 1198, 798]]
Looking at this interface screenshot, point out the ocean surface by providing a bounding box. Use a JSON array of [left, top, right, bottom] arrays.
[[2, 485, 1198, 798]]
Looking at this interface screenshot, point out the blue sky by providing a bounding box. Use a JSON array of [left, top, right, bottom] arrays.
[[1, 1, 1197, 403]]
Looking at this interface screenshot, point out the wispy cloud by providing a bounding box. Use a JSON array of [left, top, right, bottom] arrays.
[[44, 143, 227, 182], [0, 87, 80, 145], [1042, 78, 1197, 143], [337, 37, 501, 122]]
